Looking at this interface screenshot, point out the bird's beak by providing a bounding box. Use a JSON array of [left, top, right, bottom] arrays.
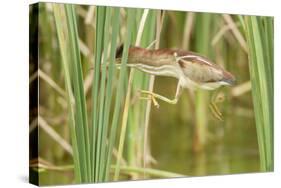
[[223, 77, 236, 85]]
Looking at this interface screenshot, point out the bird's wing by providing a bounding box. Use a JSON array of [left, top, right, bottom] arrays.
[[179, 58, 224, 84]]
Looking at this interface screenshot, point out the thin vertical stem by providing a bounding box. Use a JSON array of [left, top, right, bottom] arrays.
[[53, 4, 81, 182], [244, 16, 273, 171], [102, 8, 121, 181], [65, 4, 91, 182], [91, 6, 106, 182], [143, 10, 164, 177], [113, 9, 136, 180]]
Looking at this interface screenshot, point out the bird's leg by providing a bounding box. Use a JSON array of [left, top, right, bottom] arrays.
[[140, 81, 182, 108], [209, 88, 224, 121]]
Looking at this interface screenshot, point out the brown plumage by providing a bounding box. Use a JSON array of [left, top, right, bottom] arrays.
[[116, 45, 235, 90]]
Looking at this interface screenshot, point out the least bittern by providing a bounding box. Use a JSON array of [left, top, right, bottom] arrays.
[[116, 45, 235, 120]]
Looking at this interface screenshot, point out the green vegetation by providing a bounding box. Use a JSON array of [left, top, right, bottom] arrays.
[[242, 16, 274, 171], [30, 3, 273, 185]]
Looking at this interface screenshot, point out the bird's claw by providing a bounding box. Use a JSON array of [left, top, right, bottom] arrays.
[[151, 96, 160, 108], [138, 89, 160, 108], [209, 102, 223, 121]]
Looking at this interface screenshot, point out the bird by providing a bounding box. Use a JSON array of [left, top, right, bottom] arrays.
[[116, 44, 236, 120]]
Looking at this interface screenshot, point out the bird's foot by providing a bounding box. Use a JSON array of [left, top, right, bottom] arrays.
[[139, 89, 178, 107], [209, 102, 223, 121], [209, 91, 226, 121], [139, 90, 160, 108]]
